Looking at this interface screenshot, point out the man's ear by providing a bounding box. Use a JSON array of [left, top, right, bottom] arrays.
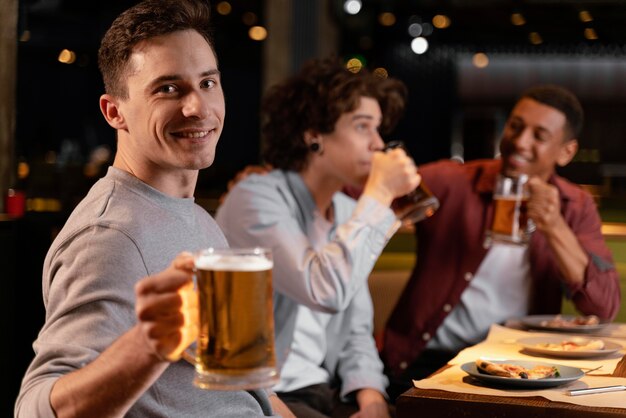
[[99, 94, 127, 130], [303, 130, 319, 145], [557, 139, 578, 167]]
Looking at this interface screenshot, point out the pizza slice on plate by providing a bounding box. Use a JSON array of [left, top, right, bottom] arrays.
[[538, 339, 605, 352], [475, 359, 559, 379], [540, 314, 600, 328]]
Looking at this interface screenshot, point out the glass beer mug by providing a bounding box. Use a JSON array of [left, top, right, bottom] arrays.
[[384, 141, 439, 226], [182, 247, 279, 390], [484, 174, 535, 247]]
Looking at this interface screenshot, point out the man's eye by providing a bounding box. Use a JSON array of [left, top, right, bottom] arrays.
[[535, 132, 550, 142], [507, 121, 523, 132], [157, 85, 176, 94], [201, 79, 216, 89]]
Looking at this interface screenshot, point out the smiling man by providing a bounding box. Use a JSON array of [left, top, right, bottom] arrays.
[[382, 85, 621, 400], [15, 1, 292, 417]]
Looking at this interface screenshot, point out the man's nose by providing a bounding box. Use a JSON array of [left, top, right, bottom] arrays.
[[512, 127, 533, 149], [371, 131, 385, 150], [182, 90, 209, 119]]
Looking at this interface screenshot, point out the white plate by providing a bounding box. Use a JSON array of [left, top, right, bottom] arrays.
[[519, 315, 608, 333], [517, 336, 622, 358], [461, 360, 584, 388]]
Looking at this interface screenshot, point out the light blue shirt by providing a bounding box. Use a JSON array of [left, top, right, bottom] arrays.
[[216, 170, 398, 399]]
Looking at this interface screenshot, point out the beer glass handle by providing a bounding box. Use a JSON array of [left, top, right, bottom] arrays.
[[172, 282, 199, 365], [182, 346, 196, 365]]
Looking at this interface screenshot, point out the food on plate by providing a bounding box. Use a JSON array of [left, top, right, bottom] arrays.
[[475, 359, 559, 379], [535, 339, 605, 352], [540, 314, 600, 328]]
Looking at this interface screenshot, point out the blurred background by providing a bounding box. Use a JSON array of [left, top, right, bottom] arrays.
[[2, 0, 626, 414]]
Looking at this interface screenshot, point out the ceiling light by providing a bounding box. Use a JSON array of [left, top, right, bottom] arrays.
[[346, 58, 364, 73], [344, 0, 362, 15], [579, 10, 593, 23], [529, 32, 542, 45], [408, 23, 422, 37], [378, 12, 396, 27], [373, 67, 389, 79], [472, 52, 489, 68], [58, 49, 76, 64], [432, 15, 451, 29], [511, 13, 526, 26], [216, 1, 231, 15], [242, 12, 257, 26], [411, 37, 429, 54], [19, 30, 31, 42], [584, 28, 598, 40], [421, 22, 434, 36], [248, 26, 267, 41]]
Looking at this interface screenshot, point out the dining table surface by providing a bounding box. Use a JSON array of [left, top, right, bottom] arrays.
[[396, 320, 626, 417]]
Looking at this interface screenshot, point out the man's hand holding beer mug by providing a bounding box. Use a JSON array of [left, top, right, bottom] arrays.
[[136, 249, 278, 390], [135, 253, 198, 363], [526, 176, 566, 234]]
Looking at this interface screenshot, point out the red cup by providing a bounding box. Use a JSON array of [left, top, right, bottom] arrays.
[[5, 189, 26, 218]]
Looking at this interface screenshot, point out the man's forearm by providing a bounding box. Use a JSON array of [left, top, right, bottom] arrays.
[[542, 216, 589, 286], [50, 325, 168, 418]]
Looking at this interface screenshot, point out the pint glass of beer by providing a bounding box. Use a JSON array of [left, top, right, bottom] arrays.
[[192, 247, 278, 390], [384, 141, 439, 226], [485, 174, 534, 246]]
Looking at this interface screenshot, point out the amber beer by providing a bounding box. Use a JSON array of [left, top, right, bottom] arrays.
[[491, 195, 529, 237], [486, 174, 533, 246], [390, 181, 440, 225], [193, 248, 278, 390], [384, 141, 440, 225]]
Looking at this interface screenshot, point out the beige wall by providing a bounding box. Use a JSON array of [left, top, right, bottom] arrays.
[[0, 0, 17, 211]]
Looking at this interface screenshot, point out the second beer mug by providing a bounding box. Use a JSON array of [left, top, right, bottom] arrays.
[[484, 174, 535, 247], [384, 141, 439, 226], [185, 247, 278, 390]]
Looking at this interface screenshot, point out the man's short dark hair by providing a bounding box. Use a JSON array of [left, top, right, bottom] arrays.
[[98, 0, 214, 99], [520, 84, 584, 140]]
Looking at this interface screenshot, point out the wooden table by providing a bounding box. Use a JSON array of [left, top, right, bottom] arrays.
[[394, 324, 626, 417], [397, 384, 626, 417]]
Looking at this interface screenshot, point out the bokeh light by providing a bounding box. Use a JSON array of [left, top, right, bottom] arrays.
[[432, 15, 451, 29], [378, 12, 396, 26], [216, 1, 231, 15], [344, 0, 362, 15], [346, 57, 364, 73], [511, 13, 526, 26], [408, 23, 422, 37], [58, 49, 76, 64], [248, 26, 267, 41], [529, 32, 543, 45], [472, 52, 489, 68], [373, 67, 389, 79], [584, 28, 598, 40], [242, 12, 257, 26], [411, 37, 429, 54]]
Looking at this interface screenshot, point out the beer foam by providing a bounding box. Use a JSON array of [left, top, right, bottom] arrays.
[[195, 254, 273, 271]]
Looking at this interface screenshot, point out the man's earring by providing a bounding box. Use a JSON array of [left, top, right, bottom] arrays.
[[310, 142, 321, 152]]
